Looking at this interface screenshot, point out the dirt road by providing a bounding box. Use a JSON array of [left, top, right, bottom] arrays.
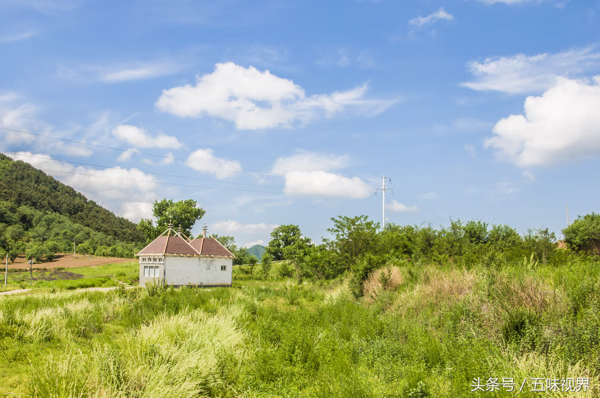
[[5, 254, 135, 270]]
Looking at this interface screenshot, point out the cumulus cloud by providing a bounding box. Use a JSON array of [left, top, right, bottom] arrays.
[[155, 62, 395, 129], [185, 148, 242, 179], [272, 150, 349, 175], [485, 77, 600, 167], [409, 8, 453, 28], [121, 201, 154, 222], [212, 220, 277, 234], [386, 200, 419, 212], [272, 150, 371, 198], [116, 148, 140, 162], [160, 152, 175, 165], [283, 170, 372, 198], [8, 152, 158, 221], [113, 125, 182, 149], [462, 47, 600, 94]]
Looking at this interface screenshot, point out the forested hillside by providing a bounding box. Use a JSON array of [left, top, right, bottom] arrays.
[[0, 153, 143, 243]]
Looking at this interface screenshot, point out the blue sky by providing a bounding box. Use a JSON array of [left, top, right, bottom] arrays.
[[1, 0, 600, 246]]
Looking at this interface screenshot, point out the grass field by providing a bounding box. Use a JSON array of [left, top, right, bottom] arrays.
[[1, 258, 599, 397], [0, 261, 138, 292]]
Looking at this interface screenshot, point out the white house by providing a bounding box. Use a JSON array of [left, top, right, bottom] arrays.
[[136, 224, 234, 287]]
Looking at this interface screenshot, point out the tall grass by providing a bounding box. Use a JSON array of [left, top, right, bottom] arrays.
[[1, 257, 599, 397]]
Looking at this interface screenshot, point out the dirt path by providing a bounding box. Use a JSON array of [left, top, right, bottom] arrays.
[[6, 254, 135, 270]]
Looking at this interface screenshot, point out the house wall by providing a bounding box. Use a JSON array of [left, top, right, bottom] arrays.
[[163, 256, 233, 287], [139, 256, 164, 287]]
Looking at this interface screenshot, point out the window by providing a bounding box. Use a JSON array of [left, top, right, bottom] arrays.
[[144, 266, 149, 277], [221, 265, 226, 271]]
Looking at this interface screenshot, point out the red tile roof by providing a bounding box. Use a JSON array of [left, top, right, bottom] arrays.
[[137, 230, 233, 257], [137, 234, 200, 256], [190, 238, 234, 257]]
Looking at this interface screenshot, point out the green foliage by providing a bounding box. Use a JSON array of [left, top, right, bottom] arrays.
[[326, 215, 379, 272], [260, 252, 273, 278], [138, 198, 205, 242], [265, 224, 311, 261], [0, 154, 143, 242], [563, 212, 600, 253]]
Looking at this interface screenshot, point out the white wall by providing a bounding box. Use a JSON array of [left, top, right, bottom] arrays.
[[162, 256, 233, 287], [139, 257, 164, 287]]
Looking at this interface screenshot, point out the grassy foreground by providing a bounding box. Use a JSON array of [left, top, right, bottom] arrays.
[[1, 259, 599, 397], [0, 262, 138, 292]]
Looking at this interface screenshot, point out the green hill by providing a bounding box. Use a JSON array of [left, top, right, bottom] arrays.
[[247, 244, 266, 260], [0, 153, 143, 243]]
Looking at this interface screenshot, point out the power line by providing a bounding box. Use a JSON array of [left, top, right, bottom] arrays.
[[0, 126, 267, 174], [4, 151, 285, 190], [20, 166, 366, 197]]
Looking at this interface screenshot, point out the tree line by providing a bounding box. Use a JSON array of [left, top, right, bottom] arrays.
[[0, 154, 143, 243], [0, 201, 137, 262]]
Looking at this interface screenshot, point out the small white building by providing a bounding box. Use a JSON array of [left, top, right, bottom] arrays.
[[136, 224, 234, 287]]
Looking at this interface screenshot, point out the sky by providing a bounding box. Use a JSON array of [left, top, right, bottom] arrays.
[[1, 0, 600, 247]]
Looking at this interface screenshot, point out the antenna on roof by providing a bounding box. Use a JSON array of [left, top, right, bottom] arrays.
[[202, 223, 208, 238], [178, 225, 182, 234], [168, 220, 173, 230]]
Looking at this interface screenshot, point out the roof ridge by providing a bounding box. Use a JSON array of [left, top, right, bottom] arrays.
[[172, 230, 201, 255], [207, 233, 235, 258], [135, 227, 170, 256]]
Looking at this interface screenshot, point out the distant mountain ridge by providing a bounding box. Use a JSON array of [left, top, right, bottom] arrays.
[[247, 244, 266, 261], [0, 153, 143, 243]]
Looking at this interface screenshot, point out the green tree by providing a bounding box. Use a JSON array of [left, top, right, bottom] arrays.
[[26, 242, 45, 262], [326, 215, 379, 270], [5, 224, 25, 241], [138, 199, 206, 242], [260, 252, 273, 279], [563, 213, 600, 253], [265, 225, 311, 261]]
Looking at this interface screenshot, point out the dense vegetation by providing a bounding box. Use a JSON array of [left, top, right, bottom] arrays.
[[2, 205, 600, 396], [0, 201, 138, 262], [1, 252, 599, 397], [0, 154, 143, 243]]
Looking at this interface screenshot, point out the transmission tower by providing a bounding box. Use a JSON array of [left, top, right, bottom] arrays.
[[375, 176, 393, 231]]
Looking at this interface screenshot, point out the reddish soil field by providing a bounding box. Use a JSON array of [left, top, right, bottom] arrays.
[[5, 254, 135, 270]]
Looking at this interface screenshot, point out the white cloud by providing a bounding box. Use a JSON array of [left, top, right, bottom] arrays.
[[160, 152, 175, 165], [272, 150, 349, 175], [462, 47, 600, 94], [213, 220, 277, 235], [244, 240, 264, 248], [283, 171, 372, 198], [7, 152, 158, 220], [409, 8, 453, 28], [113, 125, 182, 149], [272, 150, 371, 198], [2, 0, 83, 13], [485, 77, 600, 167], [155, 62, 395, 129], [386, 200, 419, 212], [121, 201, 154, 222], [185, 148, 242, 179], [101, 62, 183, 83], [116, 148, 140, 162]]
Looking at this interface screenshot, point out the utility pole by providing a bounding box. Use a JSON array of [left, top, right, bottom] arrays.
[[566, 204, 570, 227], [4, 254, 7, 287], [73, 240, 76, 258], [375, 176, 393, 231]]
